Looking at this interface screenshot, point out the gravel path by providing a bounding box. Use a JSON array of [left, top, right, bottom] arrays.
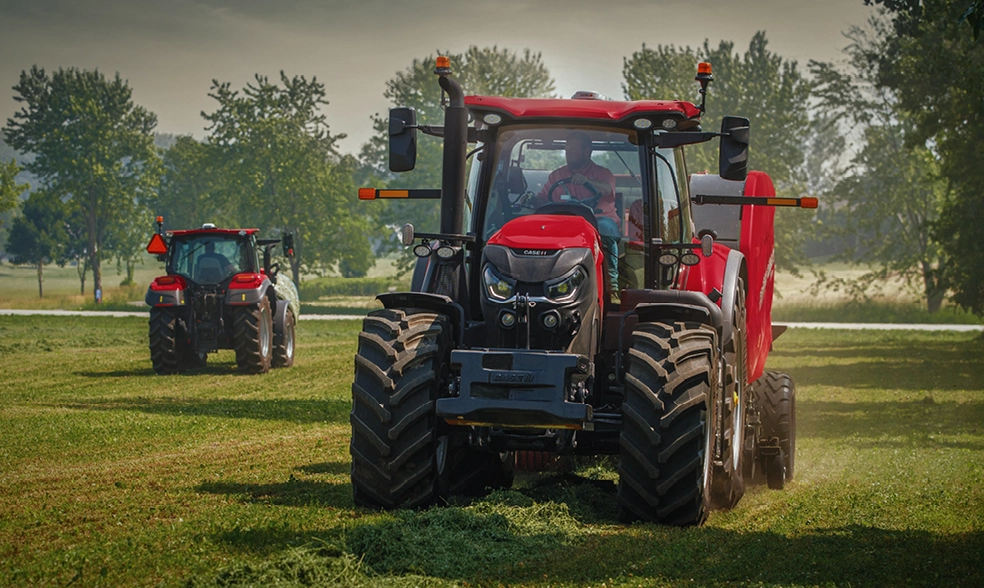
[[1, 309, 981, 330]]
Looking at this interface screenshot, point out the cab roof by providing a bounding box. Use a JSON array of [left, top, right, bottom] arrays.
[[169, 228, 259, 237], [465, 95, 701, 122]]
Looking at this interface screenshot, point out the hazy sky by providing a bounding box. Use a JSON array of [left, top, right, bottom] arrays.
[[0, 0, 876, 154]]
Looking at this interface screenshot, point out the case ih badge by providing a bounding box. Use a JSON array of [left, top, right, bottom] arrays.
[[144, 218, 300, 375], [350, 57, 815, 524]]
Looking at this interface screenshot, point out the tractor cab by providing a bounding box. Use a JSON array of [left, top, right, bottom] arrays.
[[166, 230, 258, 286]]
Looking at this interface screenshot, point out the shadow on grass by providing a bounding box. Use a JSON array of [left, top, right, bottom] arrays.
[[73, 362, 255, 378], [196, 476, 353, 509], [297, 461, 351, 476], [58, 397, 351, 424], [770, 336, 984, 393], [799, 398, 984, 448]]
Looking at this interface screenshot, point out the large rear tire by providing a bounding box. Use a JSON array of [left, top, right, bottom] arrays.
[[149, 308, 181, 375], [233, 297, 273, 374], [272, 308, 295, 368], [350, 309, 449, 509], [753, 371, 796, 489], [618, 322, 719, 526], [710, 282, 747, 509]]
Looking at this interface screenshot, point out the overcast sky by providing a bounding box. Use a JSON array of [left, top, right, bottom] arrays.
[[0, 0, 876, 154]]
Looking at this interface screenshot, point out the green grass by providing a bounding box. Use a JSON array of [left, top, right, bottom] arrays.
[[1, 318, 983, 587]]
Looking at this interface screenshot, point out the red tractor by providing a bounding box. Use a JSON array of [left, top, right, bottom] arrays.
[[350, 58, 813, 525], [144, 220, 299, 375]]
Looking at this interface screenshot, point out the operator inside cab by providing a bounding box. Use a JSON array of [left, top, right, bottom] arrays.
[[535, 132, 620, 298]]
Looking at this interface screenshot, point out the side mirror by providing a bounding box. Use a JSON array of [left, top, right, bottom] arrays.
[[719, 116, 749, 181], [389, 107, 417, 172], [282, 233, 295, 257]]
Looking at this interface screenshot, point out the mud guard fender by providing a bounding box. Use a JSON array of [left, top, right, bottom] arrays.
[[225, 279, 273, 306], [146, 288, 186, 307], [719, 249, 748, 350], [377, 291, 466, 345]]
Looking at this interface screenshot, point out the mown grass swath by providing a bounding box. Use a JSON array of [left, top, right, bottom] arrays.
[[0, 316, 982, 586]]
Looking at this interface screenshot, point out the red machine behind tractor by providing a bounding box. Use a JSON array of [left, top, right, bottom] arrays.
[[350, 58, 814, 525]]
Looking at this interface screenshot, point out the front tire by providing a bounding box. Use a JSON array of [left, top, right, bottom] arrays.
[[618, 322, 719, 526], [233, 296, 273, 374], [753, 371, 796, 489], [350, 309, 449, 509]]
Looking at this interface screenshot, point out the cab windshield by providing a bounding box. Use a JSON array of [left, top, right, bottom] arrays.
[[470, 124, 692, 291], [169, 235, 250, 284]]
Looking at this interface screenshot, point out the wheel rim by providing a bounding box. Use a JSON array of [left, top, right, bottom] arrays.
[[260, 306, 271, 357]]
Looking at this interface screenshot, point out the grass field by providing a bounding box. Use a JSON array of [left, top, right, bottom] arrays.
[[1, 316, 982, 587]]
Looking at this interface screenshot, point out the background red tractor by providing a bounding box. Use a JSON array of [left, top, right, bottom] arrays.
[[350, 58, 813, 524], [145, 219, 299, 375]]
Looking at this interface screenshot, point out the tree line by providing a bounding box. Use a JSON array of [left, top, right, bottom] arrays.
[[2, 6, 981, 316]]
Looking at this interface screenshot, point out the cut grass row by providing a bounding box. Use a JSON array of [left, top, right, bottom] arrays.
[[1, 316, 983, 586]]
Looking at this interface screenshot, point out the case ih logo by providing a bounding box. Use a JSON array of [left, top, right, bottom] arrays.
[[515, 248, 555, 257], [490, 370, 535, 384]]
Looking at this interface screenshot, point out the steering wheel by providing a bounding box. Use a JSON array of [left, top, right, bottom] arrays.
[[544, 177, 604, 209], [511, 191, 538, 212]]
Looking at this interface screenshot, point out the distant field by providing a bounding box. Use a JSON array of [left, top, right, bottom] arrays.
[[1, 316, 981, 587]]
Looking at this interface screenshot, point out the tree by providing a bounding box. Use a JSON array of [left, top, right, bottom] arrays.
[[0, 159, 27, 222], [156, 136, 226, 229], [203, 72, 373, 284], [3, 67, 161, 303], [361, 46, 556, 274], [809, 22, 949, 312], [622, 33, 815, 273], [5, 189, 69, 297], [869, 0, 984, 315]]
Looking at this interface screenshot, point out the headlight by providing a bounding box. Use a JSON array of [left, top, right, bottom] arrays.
[[483, 265, 515, 300], [546, 267, 586, 301]]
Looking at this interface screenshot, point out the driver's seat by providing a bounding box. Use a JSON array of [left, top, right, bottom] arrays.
[[533, 201, 599, 231]]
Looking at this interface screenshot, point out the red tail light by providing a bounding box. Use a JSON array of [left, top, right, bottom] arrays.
[[228, 273, 265, 289], [150, 275, 187, 291]]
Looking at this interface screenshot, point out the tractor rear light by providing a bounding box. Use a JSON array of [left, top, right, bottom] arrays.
[[800, 197, 819, 209], [150, 275, 186, 291], [229, 273, 265, 289], [358, 188, 376, 200]]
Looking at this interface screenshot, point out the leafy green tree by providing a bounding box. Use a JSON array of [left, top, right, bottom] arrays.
[[5, 189, 69, 297], [868, 0, 984, 315], [1, 159, 27, 221], [203, 72, 373, 283], [810, 22, 949, 311], [3, 67, 161, 303], [622, 32, 814, 273], [156, 135, 225, 229]]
